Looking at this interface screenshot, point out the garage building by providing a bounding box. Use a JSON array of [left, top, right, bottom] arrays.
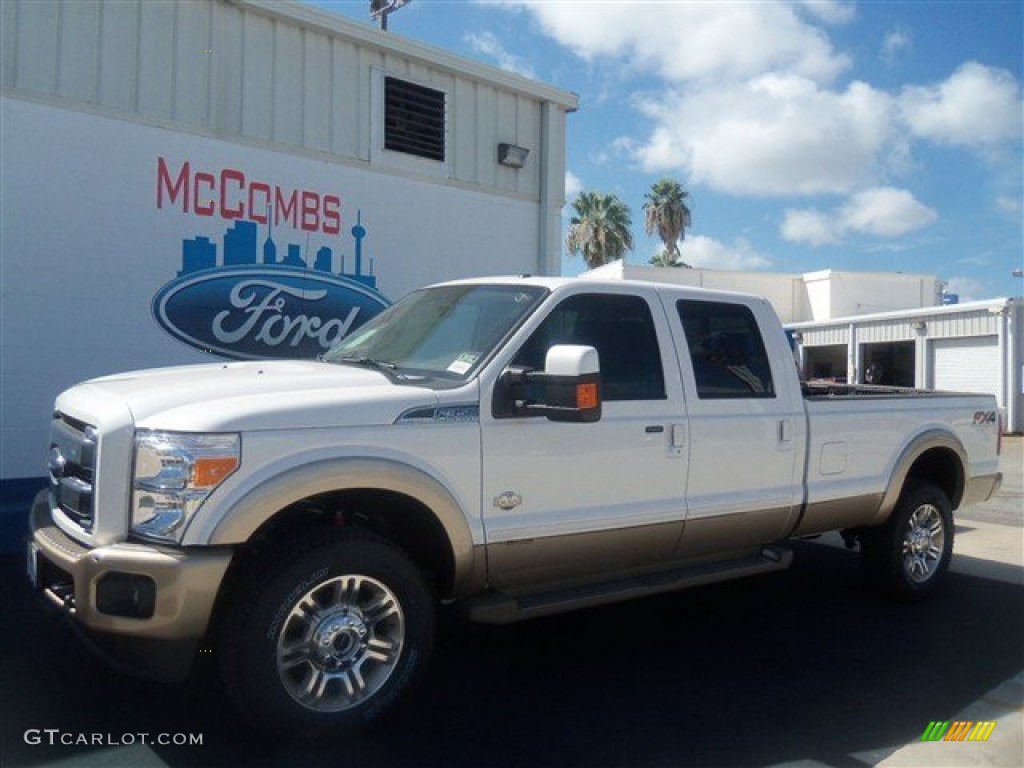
[[588, 261, 1022, 433], [790, 298, 1022, 433]]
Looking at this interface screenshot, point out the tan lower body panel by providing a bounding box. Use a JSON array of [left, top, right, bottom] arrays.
[[486, 520, 682, 594], [790, 493, 884, 537]]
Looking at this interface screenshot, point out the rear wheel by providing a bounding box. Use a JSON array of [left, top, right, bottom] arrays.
[[220, 530, 434, 737], [861, 483, 954, 602]]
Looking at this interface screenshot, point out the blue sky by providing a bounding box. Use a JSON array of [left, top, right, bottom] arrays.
[[308, 1, 1023, 301]]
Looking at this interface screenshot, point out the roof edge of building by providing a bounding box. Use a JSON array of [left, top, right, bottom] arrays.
[[230, 0, 580, 110], [787, 296, 1018, 328]]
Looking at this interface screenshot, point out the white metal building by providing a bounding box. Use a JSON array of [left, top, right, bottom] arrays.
[[790, 298, 1023, 433], [0, 0, 578, 543], [588, 261, 1023, 433], [586, 261, 944, 324]]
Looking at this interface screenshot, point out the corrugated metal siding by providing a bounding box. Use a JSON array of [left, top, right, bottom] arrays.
[[801, 327, 849, 346], [1, 0, 549, 199], [796, 307, 1001, 344], [926, 310, 999, 339], [856, 321, 917, 343]]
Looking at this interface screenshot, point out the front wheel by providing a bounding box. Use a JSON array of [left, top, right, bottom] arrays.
[[861, 483, 954, 602], [219, 530, 435, 737]]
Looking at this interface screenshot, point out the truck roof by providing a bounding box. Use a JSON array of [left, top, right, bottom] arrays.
[[433, 274, 771, 306]]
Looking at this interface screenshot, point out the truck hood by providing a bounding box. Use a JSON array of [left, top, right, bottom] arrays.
[[64, 360, 439, 431]]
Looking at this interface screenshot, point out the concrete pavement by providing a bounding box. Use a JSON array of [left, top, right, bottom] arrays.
[[879, 437, 1023, 767], [820, 437, 1024, 768]]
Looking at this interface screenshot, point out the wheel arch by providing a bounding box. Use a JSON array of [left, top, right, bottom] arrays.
[[203, 458, 479, 599], [878, 430, 967, 523]]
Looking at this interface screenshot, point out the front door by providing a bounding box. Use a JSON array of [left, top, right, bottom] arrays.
[[480, 290, 688, 592]]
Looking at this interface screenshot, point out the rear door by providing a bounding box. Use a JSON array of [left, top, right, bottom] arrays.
[[480, 288, 689, 591], [666, 296, 806, 557]]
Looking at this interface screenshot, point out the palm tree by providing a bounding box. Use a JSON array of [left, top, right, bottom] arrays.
[[566, 191, 633, 269], [649, 250, 684, 268], [643, 178, 691, 268]]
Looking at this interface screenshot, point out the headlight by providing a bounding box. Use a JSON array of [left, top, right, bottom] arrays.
[[132, 431, 240, 543]]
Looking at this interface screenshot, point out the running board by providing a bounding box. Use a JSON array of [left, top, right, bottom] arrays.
[[465, 546, 793, 624]]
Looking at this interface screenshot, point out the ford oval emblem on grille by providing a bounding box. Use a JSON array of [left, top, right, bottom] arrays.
[[48, 446, 67, 479]]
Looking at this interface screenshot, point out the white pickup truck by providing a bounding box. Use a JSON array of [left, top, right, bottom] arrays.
[[29, 276, 1002, 735]]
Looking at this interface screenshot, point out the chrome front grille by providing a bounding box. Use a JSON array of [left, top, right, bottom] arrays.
[[49, 411, 97, 531]]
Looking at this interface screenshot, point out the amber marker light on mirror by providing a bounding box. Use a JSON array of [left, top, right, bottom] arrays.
[[577, 383, 598, 410]]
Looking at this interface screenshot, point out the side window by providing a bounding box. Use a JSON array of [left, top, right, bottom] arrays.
[[512, 294, 666, 401], [677, 300, 775, 399]]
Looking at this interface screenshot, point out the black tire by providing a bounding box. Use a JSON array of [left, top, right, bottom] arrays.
[[219, 529, 434, 738], [861, 483, 954, 602]]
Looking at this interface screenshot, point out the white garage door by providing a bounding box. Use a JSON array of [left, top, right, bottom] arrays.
[[930, 336, 999, 395]]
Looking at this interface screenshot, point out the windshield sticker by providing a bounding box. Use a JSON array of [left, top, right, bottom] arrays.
[[447, 353, 478, 375]]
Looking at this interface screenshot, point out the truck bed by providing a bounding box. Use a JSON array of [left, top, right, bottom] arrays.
[[802, 381, 971, 399]]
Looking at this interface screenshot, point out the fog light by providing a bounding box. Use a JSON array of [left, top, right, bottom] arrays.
[[96, 573, 156, 619]]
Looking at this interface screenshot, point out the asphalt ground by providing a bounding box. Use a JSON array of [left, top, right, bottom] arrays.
[[1, 440, 1020, 768]]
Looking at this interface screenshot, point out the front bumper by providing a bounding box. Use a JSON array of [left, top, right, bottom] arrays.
[[28, 490, 233, 680]]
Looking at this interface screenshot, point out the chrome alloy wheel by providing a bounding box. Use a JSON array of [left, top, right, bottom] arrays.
[[901, 503, 946, 584], [275, 574, 405, 712]]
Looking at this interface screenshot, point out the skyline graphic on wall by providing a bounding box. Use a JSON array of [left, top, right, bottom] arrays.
[[154, 209, 390, 360], [179, 211, 376, 289]]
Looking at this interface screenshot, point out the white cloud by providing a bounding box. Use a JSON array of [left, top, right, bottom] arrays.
[[881, 30, 911, 64], [504, 1, 1021, 206], [589, 136, 635, 166], [782, 187, 937, 245], [956, 253, 992, 267], [995, 196, 1022, 216], [797, 0, 856, 25], [899, 62, 1023, 149], [635, 76, 893, 196], [564, 170, 582, 200], [840, 187, 938, 237], [781, 208, 841, 246], [509, 1, 851, 84], [631, 62, 1022, 201], [679, 235, 774, 270], [944, 276, 986, 303], [464, 30, 535, 78]]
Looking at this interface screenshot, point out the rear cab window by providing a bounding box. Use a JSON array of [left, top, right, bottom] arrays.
[[676, 300, 775, 399]]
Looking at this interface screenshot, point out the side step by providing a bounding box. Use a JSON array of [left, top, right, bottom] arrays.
[[465, 546, 793, 624]]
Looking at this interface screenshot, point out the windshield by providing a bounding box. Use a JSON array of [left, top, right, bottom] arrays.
[[323, 284, 547, 379]]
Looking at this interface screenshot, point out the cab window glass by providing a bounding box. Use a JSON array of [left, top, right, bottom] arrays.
[[677, 300, 775, 399], [513, 294, 666, 401]]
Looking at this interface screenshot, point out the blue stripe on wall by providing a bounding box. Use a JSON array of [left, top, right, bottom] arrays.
[[0, 478, 46, 553]]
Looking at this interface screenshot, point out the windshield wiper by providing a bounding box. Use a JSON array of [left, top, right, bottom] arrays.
[[333, 355, 398, 375]]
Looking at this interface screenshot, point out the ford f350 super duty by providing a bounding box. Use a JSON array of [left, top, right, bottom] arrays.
[[28, 276, 1002, 735]]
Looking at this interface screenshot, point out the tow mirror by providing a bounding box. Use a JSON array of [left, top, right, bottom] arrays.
[[495, 345, 602, 423]]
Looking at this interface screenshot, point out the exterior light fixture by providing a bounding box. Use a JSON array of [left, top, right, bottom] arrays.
[[370, 0, 410, 31], [910, 320, 926, 331], [498, 143, 530, 169]]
